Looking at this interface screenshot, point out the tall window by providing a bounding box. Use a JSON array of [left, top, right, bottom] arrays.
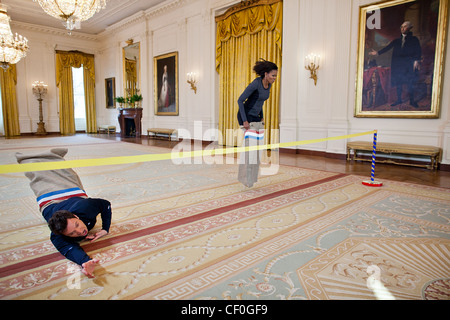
[[72, 66, 86, 132]]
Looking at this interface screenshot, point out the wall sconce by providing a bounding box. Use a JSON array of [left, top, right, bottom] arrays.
[[305, 53, 320, 86], [187, 72, 197, 94], [32, 81, 48, 135]]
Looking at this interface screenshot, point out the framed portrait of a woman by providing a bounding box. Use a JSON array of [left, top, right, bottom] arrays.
[[154, 52, 179, 116], [105, 77, 116, 109], [355, 0, 448, 118]]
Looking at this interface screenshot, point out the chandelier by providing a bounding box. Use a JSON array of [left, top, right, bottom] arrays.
[[33, 0, 108, 32], [0, 4, 29, 70]]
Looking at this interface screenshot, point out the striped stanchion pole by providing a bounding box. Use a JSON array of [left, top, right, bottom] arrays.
[[362, 130, 383, 187]]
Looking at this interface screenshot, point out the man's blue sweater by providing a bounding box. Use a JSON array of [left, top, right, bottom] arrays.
[[43, 197, 112, 265]]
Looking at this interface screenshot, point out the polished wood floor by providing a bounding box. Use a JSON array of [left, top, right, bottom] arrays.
[[89, 133, 450, 189]]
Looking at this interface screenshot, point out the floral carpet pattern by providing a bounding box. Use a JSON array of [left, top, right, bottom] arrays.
[[0, 136, 449, 300]]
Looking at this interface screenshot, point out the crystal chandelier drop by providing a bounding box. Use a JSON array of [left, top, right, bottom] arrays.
[[33, 0, 108, 32], [0, 4, 29, 70]]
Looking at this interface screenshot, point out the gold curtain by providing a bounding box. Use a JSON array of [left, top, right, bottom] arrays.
[[82, 55, 96, 133], [216, 0, 282, 146], [0, 64, 20, 137], [125, 58, 137, 96], [55, 51, 97, 135]]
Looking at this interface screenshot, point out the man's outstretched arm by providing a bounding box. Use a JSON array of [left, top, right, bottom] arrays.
[[50, 233, 98, 278]]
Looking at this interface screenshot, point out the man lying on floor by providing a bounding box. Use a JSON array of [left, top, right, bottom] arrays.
[[16, 148, 111, 278]]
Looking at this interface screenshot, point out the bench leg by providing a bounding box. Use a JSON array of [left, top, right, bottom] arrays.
[[346, 147, 352, 161], [432, 156, 438, 170]]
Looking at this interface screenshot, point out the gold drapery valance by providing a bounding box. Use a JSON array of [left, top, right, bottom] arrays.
[[56, 50, 95, 87], [55, 50, 96, 135], [216, 0, 282, 147], [0, 64, 20, 137], [216, 0, 283, 71]]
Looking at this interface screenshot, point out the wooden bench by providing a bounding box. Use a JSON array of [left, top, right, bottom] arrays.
[[97, 125, 116, 135], [147, 128, 177, 141], [347, 141, 441, 170]]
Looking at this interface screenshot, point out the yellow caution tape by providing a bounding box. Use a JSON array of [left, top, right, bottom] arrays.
[[0, 130, 376, 174]]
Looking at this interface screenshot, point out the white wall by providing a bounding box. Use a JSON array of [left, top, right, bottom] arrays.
[[280, 0, 450, 165], [9, 0, 450, 165]]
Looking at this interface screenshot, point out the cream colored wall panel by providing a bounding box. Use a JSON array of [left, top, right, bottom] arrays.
[[153, 26, 178, 57]]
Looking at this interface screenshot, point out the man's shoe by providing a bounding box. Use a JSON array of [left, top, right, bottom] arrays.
[[391, 100, 402, 106]]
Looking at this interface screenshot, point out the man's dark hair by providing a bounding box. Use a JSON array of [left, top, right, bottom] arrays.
[[48, 210, 76, 235], [253, 59, 278, 78]]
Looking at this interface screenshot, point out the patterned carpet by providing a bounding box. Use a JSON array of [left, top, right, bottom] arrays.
[[0, 136, 449, 300]]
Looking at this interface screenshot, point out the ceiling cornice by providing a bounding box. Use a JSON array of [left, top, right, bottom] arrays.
[[9, 0, 190, 43], [99, 0, 186, 37], [11, 20, 98, 41], [145, 0, 186, 19], [101, 10, 147, 36]]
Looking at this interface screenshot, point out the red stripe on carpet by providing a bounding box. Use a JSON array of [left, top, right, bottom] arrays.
[[88, 173, 347, 249], [0, 173, 347, 278]]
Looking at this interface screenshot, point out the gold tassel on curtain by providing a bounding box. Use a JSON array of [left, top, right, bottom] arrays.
[[216, 0, 282, 147], [0, 64, 20, 137], [55, 50, 97, 135]]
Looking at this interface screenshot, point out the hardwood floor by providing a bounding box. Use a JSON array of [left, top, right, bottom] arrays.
[[90, 133, 450, 189]]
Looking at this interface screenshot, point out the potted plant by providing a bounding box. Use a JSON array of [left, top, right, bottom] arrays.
[[114, 96, 126, 108], [131, 94, 143, 107], [126, 96, 132, 108]]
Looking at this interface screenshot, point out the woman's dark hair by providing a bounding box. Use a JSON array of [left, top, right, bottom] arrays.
[[253, 59, 278, 78], [48, 210, 76, 235]]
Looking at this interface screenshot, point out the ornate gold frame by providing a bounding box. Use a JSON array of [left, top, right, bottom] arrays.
[[122, 40, 140, 98], [105, 77, 115, 109], [154, 51, 179, 116], [355, 0, 448, 118]]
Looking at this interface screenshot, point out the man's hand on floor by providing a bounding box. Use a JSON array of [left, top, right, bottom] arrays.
[[85, 229, 108, 243], [82, 258, 99, 278]]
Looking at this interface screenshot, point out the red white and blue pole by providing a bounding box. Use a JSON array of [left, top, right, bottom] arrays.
[[362, 130, 383, 187]]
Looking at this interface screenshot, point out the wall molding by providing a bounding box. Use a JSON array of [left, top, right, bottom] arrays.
[[11, 21, 98, 41], [99, 0, 187, 36]]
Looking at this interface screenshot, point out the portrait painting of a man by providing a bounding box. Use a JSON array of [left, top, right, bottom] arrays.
[[355, 0, 448, 118]]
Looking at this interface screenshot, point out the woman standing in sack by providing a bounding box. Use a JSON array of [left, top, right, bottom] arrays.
[[237, 59, 278, 187]]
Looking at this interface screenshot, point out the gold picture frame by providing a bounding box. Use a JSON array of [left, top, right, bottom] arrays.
[[105, 77, 116, 109], [355, 0, 448, 118], [154, 52, 179, 116]]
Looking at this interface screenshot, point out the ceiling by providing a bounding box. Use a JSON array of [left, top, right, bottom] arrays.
[[3, 0, 168, 35]]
